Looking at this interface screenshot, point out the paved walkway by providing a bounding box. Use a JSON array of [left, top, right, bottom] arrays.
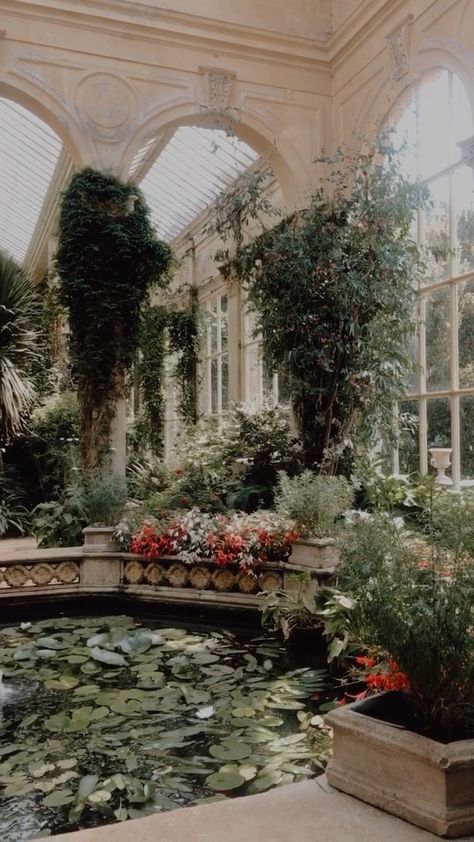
[[46, 778, 470, 842]]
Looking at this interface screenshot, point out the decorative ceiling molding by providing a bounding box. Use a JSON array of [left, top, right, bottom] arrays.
[[386, 13, 414, 82]]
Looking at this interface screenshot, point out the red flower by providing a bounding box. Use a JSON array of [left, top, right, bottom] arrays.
[[355, 656, 377, 669]]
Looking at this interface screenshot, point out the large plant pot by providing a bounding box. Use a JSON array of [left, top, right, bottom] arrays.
[[289, 537, 339, 571], [82, 525, 116, 553], [325, 692, 474, 838]]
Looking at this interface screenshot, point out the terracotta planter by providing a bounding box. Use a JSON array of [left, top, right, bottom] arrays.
[[289, 537, 339, 570], [82, 525, 117, 553], [325, 692, 474, 838]]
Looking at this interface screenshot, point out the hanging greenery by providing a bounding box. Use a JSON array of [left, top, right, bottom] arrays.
[[139, 305, 168, 455], [56, 168, 172, 472], [211, 138, 428, 472], [168, 288, 200, 424]]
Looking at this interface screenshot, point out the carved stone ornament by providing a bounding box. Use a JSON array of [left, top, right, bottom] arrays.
[[201, 67, 236, 110], [458, 135, 474, 172], [386, 14, 414, 82], [75, 73, 135, 130]]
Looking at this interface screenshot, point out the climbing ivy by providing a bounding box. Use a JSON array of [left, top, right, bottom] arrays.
[[138, 291, 200, 452], [56, 168, 172, 472], [168, 288, 200, 424], [139, 305, 168, 455]]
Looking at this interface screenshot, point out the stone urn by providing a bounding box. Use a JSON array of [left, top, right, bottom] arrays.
[[429, 447, 453, 486], [326, 692, 474, 838], [288, 537, 339, 571], [82, 525, 117, 553]]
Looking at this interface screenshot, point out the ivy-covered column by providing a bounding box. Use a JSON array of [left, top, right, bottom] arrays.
[[56, 168, 172, 477]]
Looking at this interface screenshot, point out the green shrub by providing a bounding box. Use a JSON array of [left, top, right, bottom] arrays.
[[83, 472, 128, 526], [339, 492, 474, 739], [0, 475, 30, 537], [33, 483, 86, 548], [275, 471, 353, 537]]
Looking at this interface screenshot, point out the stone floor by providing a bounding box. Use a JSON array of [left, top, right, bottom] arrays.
[[46, 777, 473, 842]]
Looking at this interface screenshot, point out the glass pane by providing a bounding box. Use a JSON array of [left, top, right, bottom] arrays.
[[244, 342, 261, 405], [221, 354, 229, 411], [211, 357, 218, 414], [427, 397, 451, 450], [419, 69, 450, 179], [425, 287, 451, 391], [262, 357, 274, 400], [460, 395, 474, 480], [210, 303, 218, 355], [453, 165, 474, 275], [220, 295, 228, 352], [399, 400, 419, 475], [423, 175, 450, 283], [452, 74, 473, 154], [393, 88, 418, 179], [459, 278, 474, 388]]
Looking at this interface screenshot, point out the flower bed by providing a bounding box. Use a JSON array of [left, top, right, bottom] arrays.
[[131, 508, 299, 570]]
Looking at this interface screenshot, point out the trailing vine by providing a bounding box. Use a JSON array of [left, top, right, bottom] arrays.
[[139, 305, 168, 455], [211, 138, 428, 472], [168, 288, 200, 424], [56, 168, 172, 472]]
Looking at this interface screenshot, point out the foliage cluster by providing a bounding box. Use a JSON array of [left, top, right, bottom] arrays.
[[33, 471, 128, 547], [0, 251, 40, 449], [3, 391, 79, 510], [211, 139, 427, 471], [275, 470, 353, 537], [338, 490, 474, 739], [56, 168, 172, 472], [153, 405, 300, 513], [130, 507, 298, 568]]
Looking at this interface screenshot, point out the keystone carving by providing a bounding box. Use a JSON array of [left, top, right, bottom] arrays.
[[200, 67, 236, 110]]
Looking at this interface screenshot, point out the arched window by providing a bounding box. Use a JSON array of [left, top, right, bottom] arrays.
[[392, 69, 474, 488]]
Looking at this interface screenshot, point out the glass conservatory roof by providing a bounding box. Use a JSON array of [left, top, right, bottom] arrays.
[[136, 126, 259, 241], [0, 109, 259, 268], [0, 99, 62, 264]]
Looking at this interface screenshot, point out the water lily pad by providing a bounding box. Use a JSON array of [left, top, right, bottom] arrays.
[[90, 647, 127, 667], [42, 789, 74, 807], [209, 740, 251, 761], [37, 637, 69, 650], [45, 675, 79, 691], [205, 770, 245, 791]]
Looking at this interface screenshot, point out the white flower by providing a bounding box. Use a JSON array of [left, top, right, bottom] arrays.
[[195, 705, 215, 719]]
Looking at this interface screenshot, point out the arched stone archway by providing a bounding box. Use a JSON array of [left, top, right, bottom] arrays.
[[0, 79, 93, 166], [354, 46, 474, 140], [120, 99, 311, 207]]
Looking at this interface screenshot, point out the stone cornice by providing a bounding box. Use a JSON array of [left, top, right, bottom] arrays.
[[328, 0, 413, 69], [0, 0, 330, 70]]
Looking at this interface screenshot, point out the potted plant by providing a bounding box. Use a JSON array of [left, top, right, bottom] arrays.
[[274, 470, 353, 570], [325, 492, 474, 838], [82, 472, 128, 552]]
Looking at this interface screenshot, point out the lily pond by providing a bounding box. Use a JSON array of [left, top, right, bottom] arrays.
[[0, 615, 332, 840]]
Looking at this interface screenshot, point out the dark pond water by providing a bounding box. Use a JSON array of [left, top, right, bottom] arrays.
[[0, 615, 332, 840]]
